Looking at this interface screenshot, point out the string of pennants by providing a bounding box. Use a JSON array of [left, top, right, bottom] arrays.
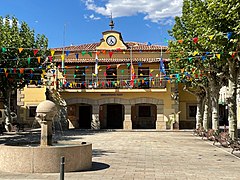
[[1, 30, 238, 62]]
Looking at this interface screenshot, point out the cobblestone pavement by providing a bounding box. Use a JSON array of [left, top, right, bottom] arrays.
[[1, 130, 240, 180]]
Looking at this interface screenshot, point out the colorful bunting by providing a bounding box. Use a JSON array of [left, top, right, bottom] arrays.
[[37, 57, 41, 64], [75, 53, 79, 59], [178, 39, 183, 44], [19, 48, 24, 53], [227, 32, 233, 40], [33, 49, 38, 56], [66, 50, 70, 56], [27, 57, 31, 64], [109, 51, 113, 58], [88, 51, 92, 57], [209, 35, 214, 40], [51, 50, 55, 56], [193, 37, 198, 44], [81, 51, 87, 56], [1, 47, 6, 53], [216, 54, 221, 59]]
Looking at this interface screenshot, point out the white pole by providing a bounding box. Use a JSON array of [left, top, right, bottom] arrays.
[[130, 46, 133, 81]]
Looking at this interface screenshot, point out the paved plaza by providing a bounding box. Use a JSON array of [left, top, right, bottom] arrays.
[[1, 130, 240, 179]]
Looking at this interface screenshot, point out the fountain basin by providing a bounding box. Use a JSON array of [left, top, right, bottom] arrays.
[[0, 141, 92, 173]]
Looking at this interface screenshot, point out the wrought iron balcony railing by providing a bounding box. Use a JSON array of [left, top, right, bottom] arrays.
[[58, 77, 167, 90]]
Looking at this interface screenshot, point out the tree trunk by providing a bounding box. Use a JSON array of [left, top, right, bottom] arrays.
[[196, 96, 204, 129], [209, 77, 220, 131], [203, 88, 210, 130], [3, 91, 13, 132], [228, 60, 238, 140]]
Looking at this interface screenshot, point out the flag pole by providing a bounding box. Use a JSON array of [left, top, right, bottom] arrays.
[[160, 46, 162, 86]]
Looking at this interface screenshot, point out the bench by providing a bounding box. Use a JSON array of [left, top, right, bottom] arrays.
[[202, 129, 215, 141], [193, 126, 205, 136], [213, 131, 230, 147], [229, 139, 240, 154]]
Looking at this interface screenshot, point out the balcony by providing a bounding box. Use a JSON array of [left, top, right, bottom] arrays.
[[57, 76, 167, 93]]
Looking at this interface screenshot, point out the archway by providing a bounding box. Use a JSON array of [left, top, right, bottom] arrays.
[[78, 104, 92, 129], [106, 104, 124, 129], [132, 103, 157, 129]]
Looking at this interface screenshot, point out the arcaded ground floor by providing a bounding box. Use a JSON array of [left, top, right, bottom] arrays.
[[66, 97, 180, 130], [1, 130, 240, 179]]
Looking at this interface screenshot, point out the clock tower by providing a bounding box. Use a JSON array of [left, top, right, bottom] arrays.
[[96, 18, 128, 50]]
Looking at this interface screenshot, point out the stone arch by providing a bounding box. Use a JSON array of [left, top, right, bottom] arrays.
[[98, 98, 130, 106], [66, 98, 96, 105]]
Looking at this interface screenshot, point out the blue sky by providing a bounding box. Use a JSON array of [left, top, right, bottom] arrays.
[[0, 0, 183, 48]]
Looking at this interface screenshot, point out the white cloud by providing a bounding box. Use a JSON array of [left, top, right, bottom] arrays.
[[84, 14, 101, 20], [82, 0, 182, 24]]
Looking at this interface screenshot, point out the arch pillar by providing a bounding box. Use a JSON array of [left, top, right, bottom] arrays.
[[156, 104, 166, 130], [124, 104, 132, 130]]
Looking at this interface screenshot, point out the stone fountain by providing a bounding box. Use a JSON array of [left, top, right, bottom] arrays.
[[0, 100, 92, 173]]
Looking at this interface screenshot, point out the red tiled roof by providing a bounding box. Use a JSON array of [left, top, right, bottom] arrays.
[[55, 57, 164, 64], [51, 42, 167, 52], [52, 42, 168, 64]]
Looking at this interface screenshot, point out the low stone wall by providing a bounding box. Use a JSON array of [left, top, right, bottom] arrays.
[[0, 141, 92, 173]]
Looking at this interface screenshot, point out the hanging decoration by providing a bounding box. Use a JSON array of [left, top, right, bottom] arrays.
[[109, 51, 113, 58], [81, 51, 87, 56], [193, 37, 198, 44], [19, 48, 24, 53], [75, 53, 79, 59], [88, 51, 92, 57], [66, 50, 70, 56], [1, 47, 6, 53], [33, 49, 39, 56], [209, 35, 214, 40], [227, 32, 233, 40]]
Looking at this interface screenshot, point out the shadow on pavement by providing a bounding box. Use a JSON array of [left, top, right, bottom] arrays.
[[93, 149, 116, 157], [81, 162, 110, 172]]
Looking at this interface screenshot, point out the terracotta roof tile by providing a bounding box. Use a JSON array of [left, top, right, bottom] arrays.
[[54, 57, 170, 64], [51, 42, 167, 52]]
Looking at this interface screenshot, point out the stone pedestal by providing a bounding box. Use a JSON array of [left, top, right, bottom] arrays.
[[40, 120, 53, 146], [156, 114, 166, 130], [124, 115, 132, 130]]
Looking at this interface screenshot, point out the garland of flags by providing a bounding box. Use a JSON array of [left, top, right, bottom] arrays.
[[0, 30, 239, 88]]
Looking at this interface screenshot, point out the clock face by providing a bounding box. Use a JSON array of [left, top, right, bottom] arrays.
[[106, 35, 117, 46]]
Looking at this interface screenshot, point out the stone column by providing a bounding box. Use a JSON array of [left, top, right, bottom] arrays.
[[91, 105, 100, 130], [156, 104, 166, 130], [40, 116, 53, 146], [124, 105, 132, 130]]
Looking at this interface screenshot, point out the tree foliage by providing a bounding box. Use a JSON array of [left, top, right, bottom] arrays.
[[0, 15, 49, 130], [169, 0, 240, 134]]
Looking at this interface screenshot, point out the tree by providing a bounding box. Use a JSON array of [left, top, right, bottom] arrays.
[[205, 0, 240, 139], [0, 15, 49, 131], [168, 0, 239, 137]]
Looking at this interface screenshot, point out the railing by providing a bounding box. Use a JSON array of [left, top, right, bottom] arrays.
[[58, 77, 167, 90]]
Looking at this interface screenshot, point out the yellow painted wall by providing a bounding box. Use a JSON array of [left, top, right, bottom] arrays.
[[178, 84, 197, 129], [19, 86, 46, 123]]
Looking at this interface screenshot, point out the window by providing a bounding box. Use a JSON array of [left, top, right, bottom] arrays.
[[139, 106, 151, 117], [187, 104, 197, 118], [29, 106, 37, 117]]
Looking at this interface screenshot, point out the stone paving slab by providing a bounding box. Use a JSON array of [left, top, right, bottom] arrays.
[[1, 130, 240, 179]]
